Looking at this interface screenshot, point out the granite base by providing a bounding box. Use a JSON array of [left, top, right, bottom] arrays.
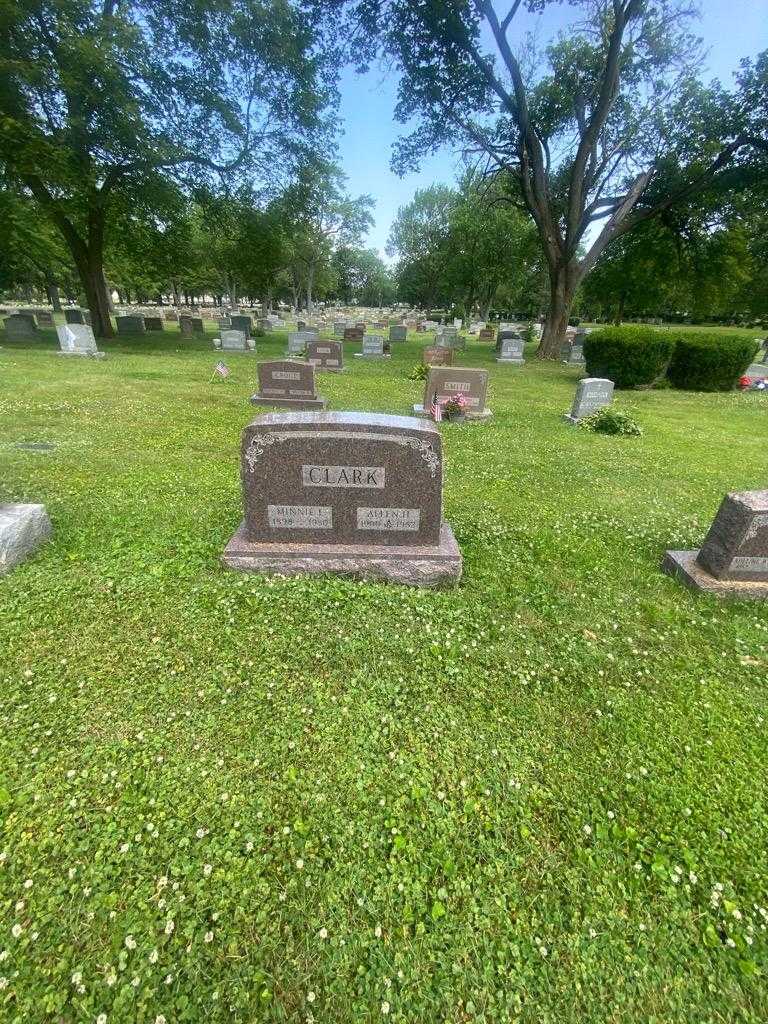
[[222, 520, 462, 588], [56, 351, 106, 359], [662, 549, 768, 600], [250, 394, 328, 411], [496, 357, 524, 365], [412, 403, 492, 421]]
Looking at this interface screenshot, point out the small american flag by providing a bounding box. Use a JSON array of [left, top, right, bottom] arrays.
[[213, 360, 230, 379], [430, 389, 442, 422]]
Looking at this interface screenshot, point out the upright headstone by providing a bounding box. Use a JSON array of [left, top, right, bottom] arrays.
[[497, 335, 525, 364], [416, 368, 491, 420], [216, 329, 255, 352], [0, 504, 53, 575], [36, 310, 54, 327], [144, 316, 164, 332], [231, 315, 252, 337], [221, 411, 462, 587], [334, 321, 347, 337], [286, 331, 316, 357], [191, 317, 205, 335], [564, 378, 614, 423], [250, 359, 327, 410], [663, 490, 768, 600], [179, 315, 194, 337], [64, 309, 85, 325], [479, 328, 495, 342], [561, 333, 586, 366], [164, 310, 179, 321], [307, 339, 343, 373], [344, 326, 364, 342], [56, 323, 104, 358], [355, 335, 389, 359], [116, 314, 146, 335], [4, 314, 38, 339], [389, 325, 407, 343], [423, 346, 453, 366]]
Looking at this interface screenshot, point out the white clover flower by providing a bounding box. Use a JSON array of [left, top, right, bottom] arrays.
[[538, 945, 549, 957], [11, 924, 22, 939], [149, 949, 159, 964], [124, 935, 136, 950], [105, 970, 117, 987], [71, 971, 83, 985], [119, 843, 130, 854], [582, 825, 592, 836], [381, 1001, 390, 1015], [374, 925, 382, 938], [164, 920, 175, 936], [155, 1016, 167, 1024], [195, 828, 207, 839], [0, 978, 8, 990], [203, 864, 213, 878], [131, 976, 140, 988], [318, 928, 328, 940], [726, 937, 736, 948], [307, 992, 316, 1003], [296, 859, 304, 870], [204, 931, 214, 943], [96, 1015, 107, 1024], [245, 841, 254, 853], [23, 879, 33, 889]]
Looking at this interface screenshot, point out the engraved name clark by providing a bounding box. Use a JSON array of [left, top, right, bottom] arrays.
[[302, 465, 385, 488]]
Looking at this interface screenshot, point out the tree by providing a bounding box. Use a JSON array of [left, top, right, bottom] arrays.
[[0, 184, 76, 307], [0, 0, 335, 335], [282, 160, 374, 313], [387, 185, 457, 308], [331, 1, 768, 356], [331, 246, 395, 305]]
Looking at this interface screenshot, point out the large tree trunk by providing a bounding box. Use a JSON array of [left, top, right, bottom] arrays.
[[306, 264, 314, 316], [537, 263, 578, 359], [103, 271, 116, 314]]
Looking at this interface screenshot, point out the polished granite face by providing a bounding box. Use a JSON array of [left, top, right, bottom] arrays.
[[697, 490, 768, 583], [422, 346, 453, 366], [422, 367, 489, 413], [239, 411, 443, 548], [306, 340, 343, 372]]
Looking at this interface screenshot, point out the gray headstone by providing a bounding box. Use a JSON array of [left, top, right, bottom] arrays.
[[231, 315, 252, 337], [219, 329, 250, 352], [565, 378, 614, 423], [389, 325, 407, 342], [116, 315, 146, 335], [355, 335, 388, 359], [221, 411, 461, 587], [144, 316, 164, 332], [56, 323, 103, 357], [36, 310, 54, 327], [497, 336, 525, 364], [0, 504, 52, 575], [64, 309, 85, 325], [250, 359, 326, 410], [4, 314, 38, 339], [663, 490, 768, 599]]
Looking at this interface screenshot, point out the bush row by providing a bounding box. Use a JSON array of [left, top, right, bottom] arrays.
[[583, 326, 760, 390]]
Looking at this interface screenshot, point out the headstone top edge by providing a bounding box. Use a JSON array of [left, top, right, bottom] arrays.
[[729, 489, 768, 511], [248, 410, 439, 436]]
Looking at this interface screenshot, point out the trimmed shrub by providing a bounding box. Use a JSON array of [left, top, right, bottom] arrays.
[[666, 332, 760, 392], [583, 326, 675, 389]]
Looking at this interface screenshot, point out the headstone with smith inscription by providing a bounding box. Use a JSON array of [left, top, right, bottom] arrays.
[[415, 367, 491, 420], [250, 359, 327, 410], [663, 489, 768, 600], [221, 411, 461, 586], [307, 339, 343, 373], [564, 378, 614, 423]]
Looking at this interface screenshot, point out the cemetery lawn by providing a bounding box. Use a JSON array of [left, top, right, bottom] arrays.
[[2, 325, 768, 1024]]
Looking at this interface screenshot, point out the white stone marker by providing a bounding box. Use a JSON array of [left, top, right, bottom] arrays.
[[0, 504, 53, 575]]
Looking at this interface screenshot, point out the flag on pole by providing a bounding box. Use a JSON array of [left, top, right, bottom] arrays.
[[210, 360, 230, 381], [430, 389, 442, 422]]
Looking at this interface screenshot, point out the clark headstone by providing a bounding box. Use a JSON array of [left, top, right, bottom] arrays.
[[221, 411, 461, 587], [250, 359, 327, 410], [663, 490, 768, 600], [415, 367, 491, 420], [307, 339, 343, 373], [564, 378, 614, 423]]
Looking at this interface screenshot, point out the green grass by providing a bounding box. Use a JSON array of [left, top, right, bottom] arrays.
[[1, 321, 767, 1024]]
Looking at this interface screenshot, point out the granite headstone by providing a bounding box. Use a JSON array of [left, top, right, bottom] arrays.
[[250, 359, 327, 410], [307, 339, 343, 373], [564, 378, 614, 423], [416, 368, 491, 420]]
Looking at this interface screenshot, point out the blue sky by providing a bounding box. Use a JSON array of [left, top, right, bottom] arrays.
[[334, 0, 768, 260]]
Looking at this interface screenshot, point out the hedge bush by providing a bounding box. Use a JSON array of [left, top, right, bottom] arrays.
[[583, 326, 675, 388], [666, 332, 760, 391]]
